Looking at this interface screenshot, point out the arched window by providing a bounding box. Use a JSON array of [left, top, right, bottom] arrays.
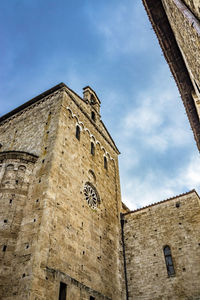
[[88, 169, 96, 183], [163, 245, 175, 276], [91, 111, 96, 122], [18, 165, 26, 172], [75, 126, 80, 140], [91, 142, 95, 156], [6, 164, 14, 171], [104, 156, 108, 170], [90, 94, 95, 104]]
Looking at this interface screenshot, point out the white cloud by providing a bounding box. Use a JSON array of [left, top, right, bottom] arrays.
[[121, 152, 200, 211], [117, 64, 198, 210], [121, 65, 191, 153]]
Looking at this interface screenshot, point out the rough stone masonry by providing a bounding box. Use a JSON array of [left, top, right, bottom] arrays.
[[1, 0, 200, 299]]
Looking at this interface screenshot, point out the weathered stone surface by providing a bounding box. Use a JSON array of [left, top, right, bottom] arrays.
[[183, 0, 200, 20], [1, 1, 200, 296], [123, 191, 200, 300], [162, 0, 200, 93], [0, 85, 123, 300]]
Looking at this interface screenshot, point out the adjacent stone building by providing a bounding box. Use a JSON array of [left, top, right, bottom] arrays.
[[122, 190, 200, 300], [0, 0, 200, 299], [142, 0, 200, 148]]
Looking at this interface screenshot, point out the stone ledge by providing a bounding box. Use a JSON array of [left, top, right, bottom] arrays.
[[0, 151, 38, 163]]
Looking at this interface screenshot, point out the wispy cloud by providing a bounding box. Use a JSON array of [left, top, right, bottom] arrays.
[[86, 2, 153, 57], [117, 64, 198, 209], [121, 152, 200, 210], [121, 65, 191, 153]]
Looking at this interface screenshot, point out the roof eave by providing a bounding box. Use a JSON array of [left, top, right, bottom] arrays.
[[0, 82, 66, 124], [142, 0, 200, 151]]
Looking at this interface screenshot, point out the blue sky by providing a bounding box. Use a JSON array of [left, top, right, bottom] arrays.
[[1, 0, 200, 209]]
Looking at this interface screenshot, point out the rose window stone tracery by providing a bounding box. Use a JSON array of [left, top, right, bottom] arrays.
[[84, 182, 100, 209]]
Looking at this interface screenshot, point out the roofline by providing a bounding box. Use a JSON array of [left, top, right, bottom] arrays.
[[142, 0, 200, 151], [0, 82, 66, 124], [100, 120, 120, 154], [123, 189, 199, 216], [122, 201, 130, 212], [0, 82, 120, 154], [64, 87, 120, 154]]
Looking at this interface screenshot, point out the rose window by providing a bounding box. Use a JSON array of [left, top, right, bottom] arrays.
[[84, 182, 99, 209]]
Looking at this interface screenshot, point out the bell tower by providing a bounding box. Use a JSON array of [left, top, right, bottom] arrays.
[[83, 86, 101, 123]]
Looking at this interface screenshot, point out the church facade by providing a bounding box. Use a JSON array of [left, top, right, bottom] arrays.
[[0, 0, 200, 299], [0, 84, 123, 300]]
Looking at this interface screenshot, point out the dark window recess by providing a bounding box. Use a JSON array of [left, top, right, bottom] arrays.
[[76, 126, 80, 140], [194, 80, 200, 94], [104, 156, 108, 170], [90, 297, 95, 300], [91, 111, 96, 121], [91, 142, 95, 156], [2, 245, 7, 252], [58, 282, 67, 300], [176, 202, 180, 208], [90, 94, 95, 104], [163, 245, 175, 277]]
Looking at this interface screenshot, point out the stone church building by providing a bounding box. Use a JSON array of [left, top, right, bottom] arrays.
[[0, 0, 200, 299]]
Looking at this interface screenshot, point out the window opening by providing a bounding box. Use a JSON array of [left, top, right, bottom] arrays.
[[90, 297, 95, 300], [6, 164, 14, 171], [163, 245, 175, 276], [104, 156, 108, 170], [194, 80, 200, 94], [91, 111, 96, 121], [84, 182, 100, 209], [91, 142, 95, 156], [90, 94, 95, 104], [58, 282, 67, 300], [76, 126, 80, 140]]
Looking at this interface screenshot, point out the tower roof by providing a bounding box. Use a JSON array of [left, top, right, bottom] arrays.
[[83, 86, 101, 104]]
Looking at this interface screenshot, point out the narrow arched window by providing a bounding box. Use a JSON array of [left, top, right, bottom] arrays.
[[90, 94, 95, 104], [75, 126, 80, 140], [163, 245, 175, 276], [91, 111, 96, 122], [91, 142, 95, 156], [104, 156, 108, 170]]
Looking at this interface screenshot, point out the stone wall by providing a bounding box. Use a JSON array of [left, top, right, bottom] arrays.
[[0, 89, 62, 299], [123, 191, 200, 300], [0, 85, 123, 300], [29, 88, 123, 300], [0, 152, 37, 299], [162, 0, 200, 97], [183, 0, 200, 19]]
